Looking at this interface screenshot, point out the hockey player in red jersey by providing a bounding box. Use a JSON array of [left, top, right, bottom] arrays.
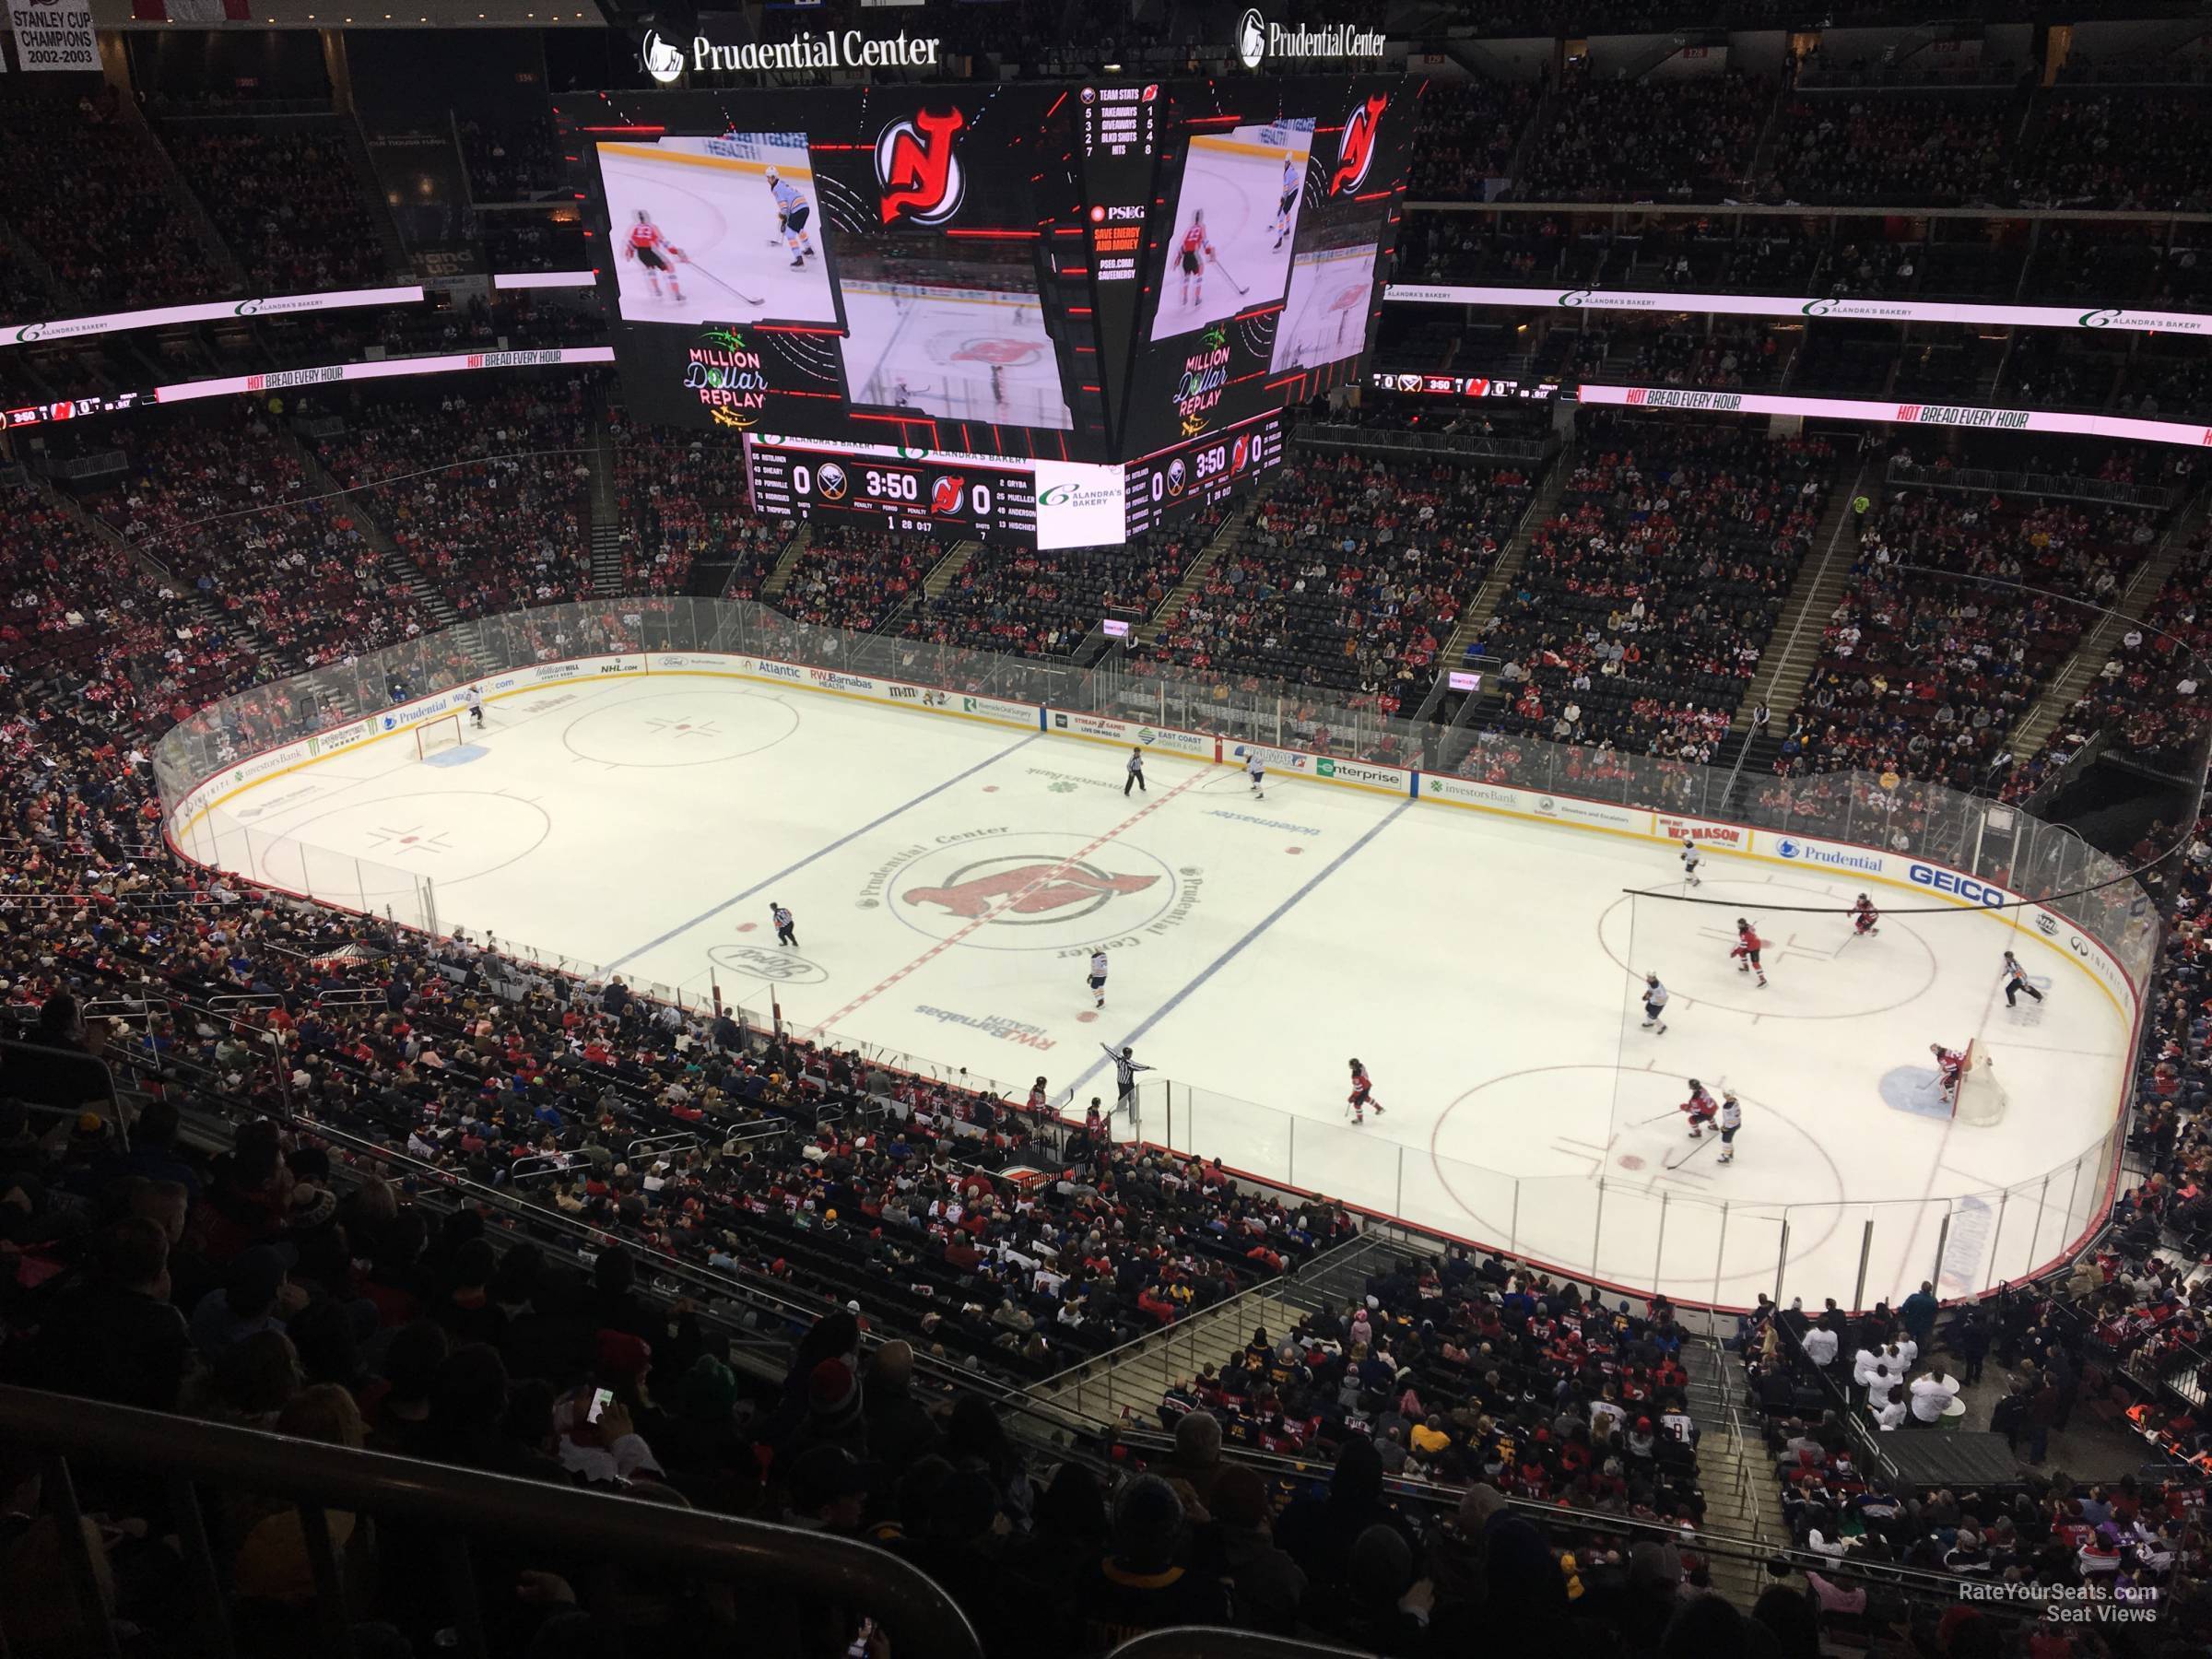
[[1679, 1078, 1718, 1137], [1730, 918, 1768, 987], [1347, 1058, 1384, 1123], [1852, 895, 1880, 936], [624, 211, 686, 302], [1930, 1043, 1966, 1100], [1176, 211, 1217, 308]]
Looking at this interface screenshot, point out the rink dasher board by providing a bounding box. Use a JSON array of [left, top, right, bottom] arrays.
[[162, 649, 2141, 1026]]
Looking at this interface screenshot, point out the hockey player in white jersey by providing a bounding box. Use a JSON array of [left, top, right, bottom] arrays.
[[1640, 972, 1669, 1034], [1679, 841, 1702, 888], [463, 685, 485, 729], [1247, 749, 1266, 799], [1716, 1089, 1742, 1164], [765, 167, 818, 268], [1088, 948, 1109, 1010], [1268, 156, 1301, 249]]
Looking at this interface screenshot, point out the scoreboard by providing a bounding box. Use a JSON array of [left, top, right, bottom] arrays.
[[1124, 411, 1287, 539], [746, 441, 1039, 541], [569, 74, 1415, 546]]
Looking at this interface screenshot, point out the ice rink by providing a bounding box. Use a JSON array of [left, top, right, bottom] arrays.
[[599, 138, 840, 326], [1270, 243, 1378, 373], [1149, 124, 1312, 340], [191, 675, 2132, 1309], [839, 282, 1073, 429]]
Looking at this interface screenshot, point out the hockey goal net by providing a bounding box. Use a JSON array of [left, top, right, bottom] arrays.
[[1950, 1041, 2008, 1127], [414, 712, 465, 761]]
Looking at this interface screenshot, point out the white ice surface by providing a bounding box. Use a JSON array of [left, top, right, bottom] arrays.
[[1269, 245, 1377, 374], [839, 286, 1073, 430], [196, 676, 2131, 1309]]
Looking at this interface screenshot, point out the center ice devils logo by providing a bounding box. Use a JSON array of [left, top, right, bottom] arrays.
[[905, 858, 1159, 921], [876, 108, 968, 227], [1329, 95, 1389, 194]]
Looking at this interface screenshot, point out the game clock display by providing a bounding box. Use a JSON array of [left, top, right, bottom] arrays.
[[746, 441, 1037, 541], [1124, 411, 1286, 539]]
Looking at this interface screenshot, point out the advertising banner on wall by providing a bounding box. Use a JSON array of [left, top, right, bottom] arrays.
[[1576, 382, 2212, 452], [1382, 281, 2212, 340], [6, 0, 98, 69]]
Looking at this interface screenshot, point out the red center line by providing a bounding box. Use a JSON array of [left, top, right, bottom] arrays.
[[809, 764, 1210, 1037]]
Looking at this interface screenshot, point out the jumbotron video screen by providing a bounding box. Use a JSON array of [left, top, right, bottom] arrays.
[[565, 75, 1412, 545]]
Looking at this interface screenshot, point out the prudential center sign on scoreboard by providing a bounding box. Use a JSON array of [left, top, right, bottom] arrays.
[[1235, 9, 1385, 70]]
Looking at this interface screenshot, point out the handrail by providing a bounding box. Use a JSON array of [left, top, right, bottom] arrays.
[[0, 1383, 984, 1659], [1110, 1632, 1367, 1659]]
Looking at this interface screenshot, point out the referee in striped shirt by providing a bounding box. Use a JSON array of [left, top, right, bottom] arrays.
[[1100, 1042, 1152, 1117]]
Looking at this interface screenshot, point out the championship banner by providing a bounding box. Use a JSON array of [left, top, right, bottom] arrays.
[[1382, 281, 2212, 340], [6, 0, 98, 69]]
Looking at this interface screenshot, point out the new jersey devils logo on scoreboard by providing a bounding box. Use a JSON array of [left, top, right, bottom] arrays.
[[876, 108, 969, 226], [929, 475, 966, 515], [1328, 94, 1389, 194]]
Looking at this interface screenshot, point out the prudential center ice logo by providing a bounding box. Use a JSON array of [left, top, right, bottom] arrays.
[[1237, 8, 1267, 69], [641, 29, 685, 84]]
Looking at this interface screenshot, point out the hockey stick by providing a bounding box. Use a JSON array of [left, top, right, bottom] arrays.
[[679, 258, 767, 309], [1665, 1133, 1718, 1172], [1630, 1107, 1681, 1127], [1207, 252, 1252, 297]]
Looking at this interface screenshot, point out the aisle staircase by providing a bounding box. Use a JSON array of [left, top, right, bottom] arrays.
[[923, 539, 982, 600], [587, 415, 623, 596], [293, 439, 463, 634], [1724, 463, 1865, 784], [760, 527, 813, 598], [1436, 455, 1571, 674], [1135, 500, 1254, 648], [1026, 1234, 1406, 1426], [34, 477, 276, 673], [1678, 1337, 1787, 1607], [2002, 485, 2207, 766]]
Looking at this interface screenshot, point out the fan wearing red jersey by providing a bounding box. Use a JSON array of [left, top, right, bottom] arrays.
[[624, 211, 686, 301], [1730, 917, 1768, 987]]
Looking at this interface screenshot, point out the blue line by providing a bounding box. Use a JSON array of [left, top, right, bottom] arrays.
[[607, 732, 1040, 969], [1067, 798, 1412, 1100]]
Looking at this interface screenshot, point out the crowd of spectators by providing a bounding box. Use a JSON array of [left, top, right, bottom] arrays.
[[0, 89, 231, 316], [2016, 527, 2212, 791], [458, 114, 569, 202], [307, 380, 599, 618], [1142, 450, 1531, 714], [1787, 480, 2158, 789], [1406, 78, 1539, 201], [1767, 93, 2016, 207], [900, 512, 1226, 660], [608, 418, 782, 596], [2, 482, 267, 732], [779, 530, 929, 634], [1512, 69, 1770, 205], [84, 407, 426, 670], [2015, 90, 2212, 214], [1482, 419, 1835, 759], [158, 119, 399, 295]]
